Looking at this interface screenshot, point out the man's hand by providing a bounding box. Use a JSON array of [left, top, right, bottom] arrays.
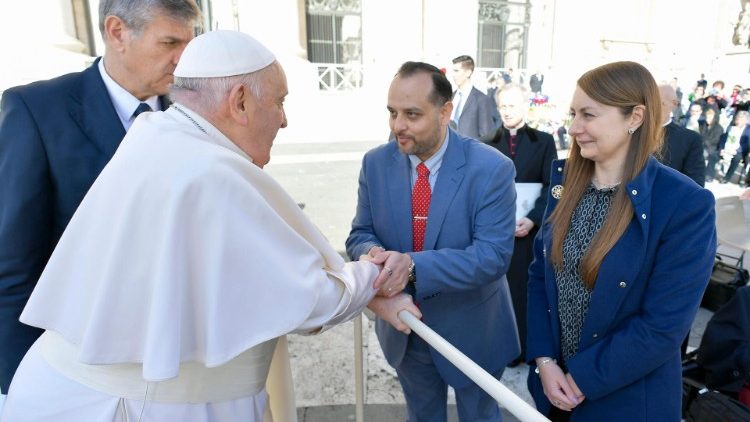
[[368, 294, 421, 334], [368, 250, 412, 298], [515, 217, 535, 238]]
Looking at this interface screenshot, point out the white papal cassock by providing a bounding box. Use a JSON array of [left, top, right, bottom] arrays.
[[0, 105, 379, 421]]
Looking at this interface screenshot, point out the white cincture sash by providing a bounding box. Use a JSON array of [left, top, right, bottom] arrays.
[[39, 331, 277, 404]]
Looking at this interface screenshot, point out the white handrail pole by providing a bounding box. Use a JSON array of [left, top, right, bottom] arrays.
[[398, 311, 550, 422], [353, 314, 365, 422]]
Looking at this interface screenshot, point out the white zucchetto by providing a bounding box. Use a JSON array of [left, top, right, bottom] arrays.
[[174, 30, 276, 78]]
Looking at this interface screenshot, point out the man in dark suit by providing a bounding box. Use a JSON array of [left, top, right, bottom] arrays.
[[529, 71, 544, 95], [658, 84, 706, 186], [485, 84, 557, 366], [347, 61, 519, 421], [450, 55, 496, 141], [0, 0, 200, 394]]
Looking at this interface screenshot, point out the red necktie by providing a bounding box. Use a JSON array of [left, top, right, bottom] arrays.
[[412, 163, 431, 252]]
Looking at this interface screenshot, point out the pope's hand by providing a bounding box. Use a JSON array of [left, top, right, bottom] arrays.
[[367, 293, 421, 334]]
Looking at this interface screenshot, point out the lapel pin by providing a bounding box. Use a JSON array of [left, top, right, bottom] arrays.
[[551, 185, 564, 199]]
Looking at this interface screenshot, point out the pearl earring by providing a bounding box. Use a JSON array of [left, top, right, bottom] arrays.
[[627, 128, 635, 135]]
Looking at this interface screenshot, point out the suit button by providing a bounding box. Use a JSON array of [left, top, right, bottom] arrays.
[[557, 167, 562, 172], [641, 213, 647, 220], [593, 333, 598, 338], [631, 189, 637, 195], [733, 370, 741, 377], [548, 309, 551, 313], [619, 281, 627, 288]]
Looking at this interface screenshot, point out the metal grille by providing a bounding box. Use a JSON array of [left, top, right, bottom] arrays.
[[306, 0, 363, 90], [477, 0, 529, 69]]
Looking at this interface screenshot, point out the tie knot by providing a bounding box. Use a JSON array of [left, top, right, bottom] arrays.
[[133, 102, 153, 118], [417, 163, 430, 178]]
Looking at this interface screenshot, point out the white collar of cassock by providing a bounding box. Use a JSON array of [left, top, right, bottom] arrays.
[[168, 103, 255, 164]]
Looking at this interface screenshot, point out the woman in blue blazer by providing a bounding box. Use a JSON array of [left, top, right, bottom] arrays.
[[526, 61, 717, 421]]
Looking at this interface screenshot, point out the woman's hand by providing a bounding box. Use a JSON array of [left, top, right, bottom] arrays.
[[566, 373, 586, 404], [536, 359, 582, 411]]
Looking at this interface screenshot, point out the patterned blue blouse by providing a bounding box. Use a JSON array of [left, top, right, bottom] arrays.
[[556, 184, 618, 361]]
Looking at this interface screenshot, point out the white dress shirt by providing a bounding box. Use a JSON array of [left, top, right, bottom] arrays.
[[98, 58, 160, 130]]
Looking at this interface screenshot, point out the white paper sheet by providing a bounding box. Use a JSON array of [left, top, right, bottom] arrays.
[[515, 183, 542, 221]]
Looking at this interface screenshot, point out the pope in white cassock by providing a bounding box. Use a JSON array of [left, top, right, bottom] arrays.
[[0, 30, 420, 421]]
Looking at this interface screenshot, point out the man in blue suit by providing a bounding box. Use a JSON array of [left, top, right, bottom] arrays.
[[346, 62, 519, 421], [0, 0, 200, 395]]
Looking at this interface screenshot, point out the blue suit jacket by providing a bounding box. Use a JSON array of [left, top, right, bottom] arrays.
[[0, 58, 140, 391], [527, 157, 717, 421], [346, 130, 520, 388]]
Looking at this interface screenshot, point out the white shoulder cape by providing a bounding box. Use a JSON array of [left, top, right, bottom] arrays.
[[21, 106, 365, 381]]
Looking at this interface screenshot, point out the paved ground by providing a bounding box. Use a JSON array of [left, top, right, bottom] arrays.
[[265, 140, 747, 421]]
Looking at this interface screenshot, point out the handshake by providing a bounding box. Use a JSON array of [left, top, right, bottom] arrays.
[[359, 245, 421, 334]]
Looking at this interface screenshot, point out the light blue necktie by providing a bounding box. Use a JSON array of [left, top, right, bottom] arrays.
[[451, 91, 463, 126]]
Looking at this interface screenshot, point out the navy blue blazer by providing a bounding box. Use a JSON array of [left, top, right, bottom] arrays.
[[527, 157, 716, 420], [346, 130, 520, 388], [0, 58, 142, 391]]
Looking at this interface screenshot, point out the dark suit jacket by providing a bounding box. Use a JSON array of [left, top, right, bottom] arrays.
[[485, 125, 557, 226], [660, 121, 706, 186], [455, 87, 496, 141], [696, 286, 750, 393], [0, 58, 166, 391], [529, 74, 544, 93], [346, 129, 520, 388], [486, 86, 501, 130], [485, 125, 556, 358]]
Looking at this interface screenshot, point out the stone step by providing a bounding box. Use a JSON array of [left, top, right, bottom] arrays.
[[297, 404, 522, 422]]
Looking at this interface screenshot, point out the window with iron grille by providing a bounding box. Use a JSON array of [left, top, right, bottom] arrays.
[[306, 0, 362, 64], [477, 0, 529, 69]]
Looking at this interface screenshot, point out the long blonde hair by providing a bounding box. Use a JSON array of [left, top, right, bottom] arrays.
[[549, 61, 663, 289]]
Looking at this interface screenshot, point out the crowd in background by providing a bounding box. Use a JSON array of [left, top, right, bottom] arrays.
[[481, 70, 750, 189]]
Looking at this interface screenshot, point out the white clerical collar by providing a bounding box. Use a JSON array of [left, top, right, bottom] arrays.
[[505, 123, 526, 136], [98, 58, 160, 130], [167, 103, 254, 164]]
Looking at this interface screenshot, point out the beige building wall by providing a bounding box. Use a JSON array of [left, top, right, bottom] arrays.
[[2, 0, 749, 141]]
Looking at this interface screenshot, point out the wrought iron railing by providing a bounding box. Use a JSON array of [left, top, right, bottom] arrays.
[[314, 63, 363, 91]]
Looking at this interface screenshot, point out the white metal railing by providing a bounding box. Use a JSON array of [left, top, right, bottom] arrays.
[[352, 311, 550, 422], [314, 63, 363, 91]]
